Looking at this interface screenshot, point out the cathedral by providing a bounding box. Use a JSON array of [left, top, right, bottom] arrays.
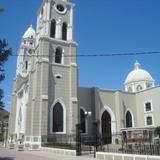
[[9, 0, 160, 150]]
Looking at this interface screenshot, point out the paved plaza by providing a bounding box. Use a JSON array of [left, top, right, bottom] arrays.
[[0, 148, 95, 160]]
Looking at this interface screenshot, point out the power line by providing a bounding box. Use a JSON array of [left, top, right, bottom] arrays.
[[1, 51, 160, 57]]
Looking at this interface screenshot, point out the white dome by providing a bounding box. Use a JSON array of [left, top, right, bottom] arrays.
[[125, 61, 154, 84], [23, 25, 36, 39]]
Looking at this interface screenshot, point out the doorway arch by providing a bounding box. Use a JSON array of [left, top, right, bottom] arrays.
[[101, 110, 111, 144], [100, 106, 116, 144]]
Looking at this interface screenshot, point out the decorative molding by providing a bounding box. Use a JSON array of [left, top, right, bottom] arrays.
[[41, 95, 48, 100], [71, 97, 78, 102], [71, 63, 77, 67], [41, 58, 49, 63]]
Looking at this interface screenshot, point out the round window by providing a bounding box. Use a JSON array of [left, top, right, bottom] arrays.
[[56, 4, 64, 12], [55, 4, 67, 14]]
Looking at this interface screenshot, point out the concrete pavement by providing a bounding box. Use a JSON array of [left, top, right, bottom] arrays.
[[0, 148, 95, 160]]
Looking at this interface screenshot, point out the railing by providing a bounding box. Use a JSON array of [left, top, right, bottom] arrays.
[[100, 144, 160, 156], [41, 134, 76, 150], [97, 132, 160, 156]]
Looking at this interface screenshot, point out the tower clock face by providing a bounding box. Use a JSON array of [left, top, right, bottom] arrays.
[[57, 4, 64, 12], [55, 4, 67, 14]]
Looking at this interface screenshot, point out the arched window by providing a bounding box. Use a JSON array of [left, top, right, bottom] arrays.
[[126, 111, 132, 128], [128, 87, 132, 92], [136, 85, 142, 92], [146, 83, 152, 89], [52, 102, 63, 132], [50, 19, 56, 38], [62, 22, 67, 40], [55, 47, 62, 64], [25, 61, 28, 70], [80, 108, 86, 133]]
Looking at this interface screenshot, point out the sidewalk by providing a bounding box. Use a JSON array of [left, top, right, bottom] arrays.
[[0, 148, 95, 160]]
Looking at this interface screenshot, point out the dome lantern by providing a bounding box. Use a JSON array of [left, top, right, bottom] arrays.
[[134, 60, 141, 70]]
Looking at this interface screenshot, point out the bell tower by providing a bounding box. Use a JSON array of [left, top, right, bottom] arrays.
[[36, 0, 74, 43], [32, 0, 78, 142]]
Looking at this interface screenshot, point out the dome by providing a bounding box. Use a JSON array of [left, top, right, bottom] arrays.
[[23, 25, 36, 39], [125, 61, 154, 84]]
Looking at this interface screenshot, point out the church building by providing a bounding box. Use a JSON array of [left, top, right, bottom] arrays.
[[8, 0, 160, 150]]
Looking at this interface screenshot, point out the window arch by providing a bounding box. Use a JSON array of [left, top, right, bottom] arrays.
[[55, 47, 62, 64], [125, 111, 132, 128], [52, 102, 63, 132], [62, 22, 67, 40], [50, 19, 56, 38], [146, 83, 152, 89], [136, 85, 142, 92], [128, 87, 132, 92], [80, 108, 86, 134], [99, 106, 116, 144], [25, 61, 28, 70]]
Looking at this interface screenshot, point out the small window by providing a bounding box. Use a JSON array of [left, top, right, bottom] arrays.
[[25, 61, 28, 70], [146, 116, 152, 125], [28, 49, 32, 54], [145, 102, 152, 112], [55, 47, 62, 64], [80, 109, 86, 133], [41, 8, 44, 16], [56, 4, 65, 12], [146, 83, 152, 88], [128, 87, 132, 92], [56, 75, 62, 79], [62, 22, 67, 40], [126, 111, 133, 128], [136, 85, 142, 92], [50, 20, 56, 38]]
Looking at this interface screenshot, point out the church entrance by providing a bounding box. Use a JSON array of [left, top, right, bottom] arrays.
[[101, 110, 112, 144]]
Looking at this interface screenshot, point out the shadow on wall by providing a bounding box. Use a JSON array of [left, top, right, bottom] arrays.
[[0, 157, 14, 160]]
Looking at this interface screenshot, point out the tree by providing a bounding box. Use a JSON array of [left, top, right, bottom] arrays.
[[154, 126, 160, 138], [0, 39, 12, 107], [0, 7, 5, 13]]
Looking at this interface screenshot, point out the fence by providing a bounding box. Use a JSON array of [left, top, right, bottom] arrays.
[[96, 131, 160, 156], [41, 134, 76, 150], [41, 126, 160, 157]]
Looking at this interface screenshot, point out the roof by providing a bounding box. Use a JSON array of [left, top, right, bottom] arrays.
[[23, 25, 36, 39], [124, 61, 154, 84]]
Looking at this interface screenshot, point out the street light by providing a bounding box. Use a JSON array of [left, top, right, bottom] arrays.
[[85, 111, 92, 117]]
